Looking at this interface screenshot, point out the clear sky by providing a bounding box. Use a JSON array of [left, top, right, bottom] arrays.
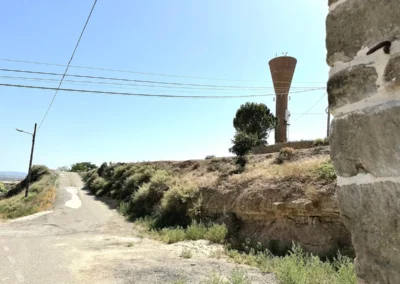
[[0, 0, 329, 172]]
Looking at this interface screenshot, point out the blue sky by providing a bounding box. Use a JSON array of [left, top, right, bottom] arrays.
[[0, 0, 329, 172]]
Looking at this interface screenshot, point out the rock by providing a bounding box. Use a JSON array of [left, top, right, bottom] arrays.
[[337, 181, 400, 283], [330, 104, 400, 177], [327, 65, 378, 109]]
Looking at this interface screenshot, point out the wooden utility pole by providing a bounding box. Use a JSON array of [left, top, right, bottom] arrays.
[[25, 123, 37, 197]]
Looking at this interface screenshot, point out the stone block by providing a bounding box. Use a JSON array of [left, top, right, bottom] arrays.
[[337, 181, 400, 284], [330, 104, 400, 177], [326, 0, 400, 66], [327, 65, 378, 109]]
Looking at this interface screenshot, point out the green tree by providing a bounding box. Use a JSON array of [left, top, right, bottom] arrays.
[[229, 132, 258, 156], [233, 102, 277, 146], [70, 162, 97, 173]]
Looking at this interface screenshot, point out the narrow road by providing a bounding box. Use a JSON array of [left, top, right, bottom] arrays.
[[0, 172, 277, 284]]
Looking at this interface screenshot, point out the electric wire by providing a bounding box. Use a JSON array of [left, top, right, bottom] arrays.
[[0, 58, 327, 84], [0, 83, 325, 99], [38, 0, 98, 130]]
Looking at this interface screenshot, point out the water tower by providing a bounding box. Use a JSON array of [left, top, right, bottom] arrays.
[[269, 55, 297, 143]]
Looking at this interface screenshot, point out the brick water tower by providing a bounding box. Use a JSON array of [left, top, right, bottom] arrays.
[[269, 56, 297, 143]]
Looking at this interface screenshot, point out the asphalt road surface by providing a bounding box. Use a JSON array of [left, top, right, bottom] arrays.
[[0, 172, 277, 284]]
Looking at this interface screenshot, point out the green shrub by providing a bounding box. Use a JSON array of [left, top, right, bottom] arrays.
[[185, 221, 208, 240], [70, 162, 97, 173], [118, 201, 131, 216], [91, 177, 107, 195], [155, 182, 198, 228], [229, 132, 259, 157], [317, 160, 337, 182], [129, 170, 172, 218], [205, 223, 228, 243], [160, 227, 186, 244], [227, 243, 356, 284]]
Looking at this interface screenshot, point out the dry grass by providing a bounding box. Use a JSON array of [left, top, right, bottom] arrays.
[[0, 172, 56, 219], [227, 156, 328, 185]]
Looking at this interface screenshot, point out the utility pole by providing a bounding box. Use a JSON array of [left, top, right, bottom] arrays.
[[326, 107, 331, 137], [16, 123, 37, 197]]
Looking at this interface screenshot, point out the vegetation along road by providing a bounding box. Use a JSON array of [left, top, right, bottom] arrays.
[[0, 172, 277, 284]]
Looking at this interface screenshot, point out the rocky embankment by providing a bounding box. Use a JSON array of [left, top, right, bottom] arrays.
[[84, 146, 353, 257]]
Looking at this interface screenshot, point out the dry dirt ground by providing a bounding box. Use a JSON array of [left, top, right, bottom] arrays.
[[0, 172, 277, 284]]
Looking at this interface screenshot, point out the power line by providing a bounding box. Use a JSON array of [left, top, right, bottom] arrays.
[[0, 83, 325, 99], [291, 92, 327, 123], [38, 0, 98, 130], [0, 74, 323, 92], [0, 68, 324, 90], [0, 58, 327, 85]]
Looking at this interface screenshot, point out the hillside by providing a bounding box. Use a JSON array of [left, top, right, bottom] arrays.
[[82, 146, 352, 257]]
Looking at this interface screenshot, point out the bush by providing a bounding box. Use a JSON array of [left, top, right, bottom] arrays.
[[317, 160, 337, 182], [160, 227, 186, 244], [229, 132, 259, 157], [118, 201, 132, 216], [227, 243, 356, 284], [90, 177, 108, 195], [185, 221, 208, 240], [205, 223, 228, 243], [314, 137, 329, 146], [274, 147, 296, 164], [70, 162, 97, 173], [129, 170, 172, 218], [157, 183, 198, 227]]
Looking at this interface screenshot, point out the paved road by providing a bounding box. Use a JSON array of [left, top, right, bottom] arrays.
[[0, 172, 277, 284]]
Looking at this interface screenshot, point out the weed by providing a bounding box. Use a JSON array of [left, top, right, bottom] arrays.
[[227, 243, 356, 284], [204, 223, 228, 243], [161, 227, 186, 244], [180, 248, 193, 259], [274, 147, 296, 164], [317, 160, 337, 182], [185, 221, 208, 240]]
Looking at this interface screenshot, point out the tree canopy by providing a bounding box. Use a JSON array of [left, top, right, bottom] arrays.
[[233, 102, 277, 146], [70, 162, 97, 173]]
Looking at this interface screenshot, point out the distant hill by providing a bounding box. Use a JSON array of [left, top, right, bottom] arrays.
[[0, 171, 26, 181]]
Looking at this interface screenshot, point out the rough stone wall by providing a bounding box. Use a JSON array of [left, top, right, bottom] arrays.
[[199, 186, 353, 257], [326, 1, 400, 283], [253, 140, 317, 154]]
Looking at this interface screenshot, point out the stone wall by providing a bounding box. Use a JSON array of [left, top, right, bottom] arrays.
[[253, 140, 317, 154], [326, 1, 400, 283]]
